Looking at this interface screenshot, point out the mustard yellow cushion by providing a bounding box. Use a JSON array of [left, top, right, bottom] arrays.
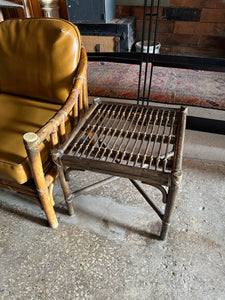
[[0, 93, 63, 184], [0, 19, 81, 104]]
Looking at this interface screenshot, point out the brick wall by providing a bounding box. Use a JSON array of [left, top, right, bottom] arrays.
[[116, 0, 225, 57]]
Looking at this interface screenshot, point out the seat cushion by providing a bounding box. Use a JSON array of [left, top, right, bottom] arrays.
[[0, 93, 63, 184], [0, 19, 81, 104]]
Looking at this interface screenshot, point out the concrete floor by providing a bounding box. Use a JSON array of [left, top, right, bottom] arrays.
[[0, 101, 225, 299]]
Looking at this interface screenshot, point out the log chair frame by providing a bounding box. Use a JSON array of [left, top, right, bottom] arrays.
[[0, 48, 88, 228]]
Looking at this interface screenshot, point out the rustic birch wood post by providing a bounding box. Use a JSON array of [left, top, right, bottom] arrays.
[[23, 132, 58, 228]]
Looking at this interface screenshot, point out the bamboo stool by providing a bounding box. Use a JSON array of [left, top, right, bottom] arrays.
[[53, 99, 187, 240]]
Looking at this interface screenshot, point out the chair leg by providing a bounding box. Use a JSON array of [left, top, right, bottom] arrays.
[[160, 185, 178, 241], [36, 186, 59, 228], [23, 133, 58, 228], [58, 165, 75, 215]]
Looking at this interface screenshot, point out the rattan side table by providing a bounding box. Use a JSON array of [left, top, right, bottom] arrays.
[[52, 100, 187, 240]]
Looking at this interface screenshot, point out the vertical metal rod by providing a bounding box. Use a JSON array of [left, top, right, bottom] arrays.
[[147, 0, 160, 103], [142, 0, 154, 105], [147, 0, 161, 102], [137, 0, 148, 104]]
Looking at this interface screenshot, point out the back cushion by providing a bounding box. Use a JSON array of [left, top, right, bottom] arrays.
[[0, 19, 81, 104]]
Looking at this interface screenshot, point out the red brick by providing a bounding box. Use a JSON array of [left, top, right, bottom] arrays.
[[174, 21, 225, 36], [157, 20, 175, 33], [200, 8, 225, 23], [170, 45, 225, 57], [199, 35, 225, 49], [116, 6, 130, 18], [170, 0, 202, 8], [116, 6, 163, 20], [136, 20, 174, 34], [170, 0, 225, 9], [157, 33, 199, 47], [204, 0, 225, 8]]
